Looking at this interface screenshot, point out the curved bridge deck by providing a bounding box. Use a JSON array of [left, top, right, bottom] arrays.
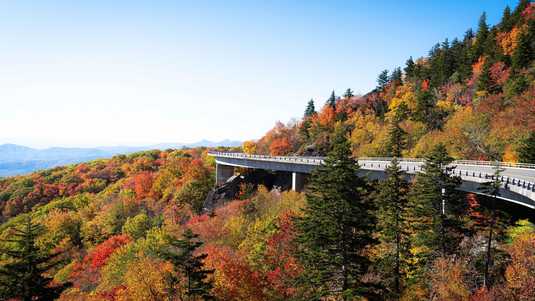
[[208, 152, 535, 209]]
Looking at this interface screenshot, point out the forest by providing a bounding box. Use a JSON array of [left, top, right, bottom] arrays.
[[0, 1, 535, 300]]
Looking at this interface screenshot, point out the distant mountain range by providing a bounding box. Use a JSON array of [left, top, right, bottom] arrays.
[[0, 140, 241, 177]]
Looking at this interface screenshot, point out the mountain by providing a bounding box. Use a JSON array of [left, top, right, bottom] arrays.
[[0, 139, 241, 177]]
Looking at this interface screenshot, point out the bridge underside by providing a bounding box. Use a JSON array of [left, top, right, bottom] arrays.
[[215, 157, 535, 209], [215, 161, 308, 192]]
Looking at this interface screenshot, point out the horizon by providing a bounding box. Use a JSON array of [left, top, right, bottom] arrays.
[[0, 138, 241, 150], [0, 0, 516, 148]]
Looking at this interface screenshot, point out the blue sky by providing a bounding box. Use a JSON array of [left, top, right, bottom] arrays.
[[0, 0, 517, 148]]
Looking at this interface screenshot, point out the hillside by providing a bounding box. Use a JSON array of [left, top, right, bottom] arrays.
[[0, 140, 241, 177], [249, 1, 535, 162], [1, 2, 535, 301], [0, 139, 534, 300]]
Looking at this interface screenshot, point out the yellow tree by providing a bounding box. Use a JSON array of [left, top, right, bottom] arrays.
[[119, 256, 173, 301]]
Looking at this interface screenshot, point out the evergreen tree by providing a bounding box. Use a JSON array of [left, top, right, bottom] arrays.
[[484, 28, 501, 62], [0, 216, 70, 301], [450, 38, 472, 82], [501, 5, 513, 32], [304, 99, 316, 117], [343, 88, 354, 99], [464, 28, 474, 43], [375, 158, 410, 296], [386, 120, 407, 158], [326, 90, 337, 108], [406, 144, 465, 279], [472, 13, 489, 61], [295, 128, 375, 299], [414, 90, 444, 130], [161, 229, 214, 300], [377, 70, 389, 91], [518, 131, 535, 163], [404, 57, 416, 79], [390, 67, 403, 85], [477, 59, 492, 93], [512, 20, 534, 70]]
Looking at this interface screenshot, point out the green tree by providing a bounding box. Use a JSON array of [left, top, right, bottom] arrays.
[[295, 128, 375, 299], [404, 57, 416, 79], [161, 229, 214, 300], [406, 144, 465, 279], [343, 88, 354, 99], [0, 217, 70, 301], [512, 20, 534, 70], [390, 67, 403, 85], [377, 70, 389, 91], [473, 12, 489, 60], [476, 59, 492, 92], [375, 158, 410, 296], [414, 89, 444, 130], [177, 176, 214, 214], [518, 131, 535, 163], [500, 5, 513, 32], [386, 119, 407, 158], [305, 99, 316, 117], [122, 212, 151, 239], [326, 90, 337, 108]]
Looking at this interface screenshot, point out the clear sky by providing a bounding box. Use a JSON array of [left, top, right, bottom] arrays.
[[0, 0, 518, 148]]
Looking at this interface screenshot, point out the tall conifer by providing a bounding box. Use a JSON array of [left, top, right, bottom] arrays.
[[295, 127, 375, 299], [161, 229, 214, 300], [0, 217, 70, 301], [406, 144, 465, 279], [375, 158, 410, 296]]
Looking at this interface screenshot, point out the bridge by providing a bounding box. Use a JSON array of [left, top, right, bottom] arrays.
[[208, 152, 535, 209]]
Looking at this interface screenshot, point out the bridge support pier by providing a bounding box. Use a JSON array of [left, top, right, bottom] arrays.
[[292, 172, 305, 192], [216, 164, 235, 186]]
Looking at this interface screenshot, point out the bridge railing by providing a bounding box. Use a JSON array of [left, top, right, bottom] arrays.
[[208, 151, 325, 164], [453, 169, 535, 194], [208, 152, 535, 169]]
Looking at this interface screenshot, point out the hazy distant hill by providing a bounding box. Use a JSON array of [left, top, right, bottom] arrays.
[[0, 139, 241, 177]]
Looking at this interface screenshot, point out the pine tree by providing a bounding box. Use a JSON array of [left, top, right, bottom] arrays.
[[390, 67, 403, 85], [512, 21, 534, 70], [484, 28, 501, 62], [304, 99, 316, 117], [404, 57, 416, 79], [161, 229, 214, 300], [386, 120, 407, 158], [473, 13, 489, 60], [326, 90, 337, 108], [0, 216, 70, 301], [477, 59, 492, 93], [450, 37, 472, 82], [406, 144, 465, 279], [375, 158, 410, 296], [501, 5, 513, 31], [377, 70, 389, 91], [518, 131, 535, 163], [343, 88, 354, 99], [414, 89, 443, 130], [295, 127, 375, 299]]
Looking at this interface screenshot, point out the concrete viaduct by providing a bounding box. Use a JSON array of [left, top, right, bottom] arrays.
[[208, 152, 535, 209]]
